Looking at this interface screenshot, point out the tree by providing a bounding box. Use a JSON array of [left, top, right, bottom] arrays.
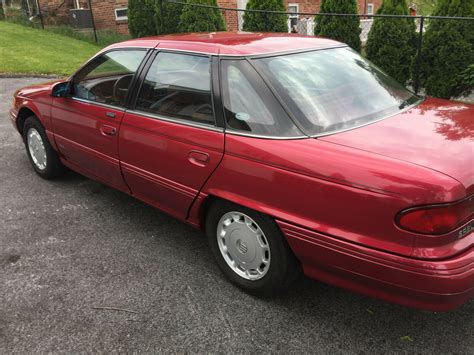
[[314, 0, 361, 52], [456, 64, 474, 96], [419, 0, 474, 98], [0, 2, 4, 21], [366, 0, 417, 84], [128, 0, 157, 38], [155, 0, 182, 34], [179, 0, 226, 33], [243, 0, 288, 32]]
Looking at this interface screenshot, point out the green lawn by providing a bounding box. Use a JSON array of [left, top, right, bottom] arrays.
[[0, 21, 102, 76]]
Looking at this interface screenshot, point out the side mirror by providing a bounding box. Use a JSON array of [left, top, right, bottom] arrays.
[[51, 81, 71, 98]]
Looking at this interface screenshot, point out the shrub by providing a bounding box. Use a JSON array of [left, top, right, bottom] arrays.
[[314, 0, 361, 52], [366, 0, 417, 84], [128, 0, 157, 38], [456, 64, 474, 96], [419, 0, 474, 98], [179, 0, 226, 32], [155, 0, 182, 34], [4, 7, 31, 26], [243, 0, 288, 32], [0, 3, 5, 21]]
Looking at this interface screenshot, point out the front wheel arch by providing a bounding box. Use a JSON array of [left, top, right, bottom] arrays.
[[22, 115, 64, 179], [16, 107, 37, 134]]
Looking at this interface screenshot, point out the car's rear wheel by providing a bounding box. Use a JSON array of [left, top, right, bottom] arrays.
[[206, 200, 299, 295], [23, 116, 64, 179]]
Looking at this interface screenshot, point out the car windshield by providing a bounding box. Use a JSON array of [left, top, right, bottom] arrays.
[[254, 47, 420, 136]]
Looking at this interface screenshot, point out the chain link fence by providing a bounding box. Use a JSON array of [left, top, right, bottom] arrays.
[[164, 0, 473, 99], [2, 0, 472, 99], [0, 0, 129, 46]]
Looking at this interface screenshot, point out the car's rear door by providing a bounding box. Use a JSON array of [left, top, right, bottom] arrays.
[[119, 51, 224, 219], [51, 49, 149, 192]]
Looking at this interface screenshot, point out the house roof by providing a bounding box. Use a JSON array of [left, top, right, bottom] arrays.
[[107, 32, 344, 56]]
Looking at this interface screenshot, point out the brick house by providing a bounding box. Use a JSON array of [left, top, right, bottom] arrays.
[[36, 0, 129, 34], [35, 0, 382, 35], [222, 0, 383, 33]]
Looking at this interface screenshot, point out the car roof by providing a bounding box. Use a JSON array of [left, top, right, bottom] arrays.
[[107, 32, 344, 56]]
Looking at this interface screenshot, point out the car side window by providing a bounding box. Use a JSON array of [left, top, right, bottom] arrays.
[[220, 60, 302, 137], [72, 50, 147, 107], [135, 52, 214, 126]]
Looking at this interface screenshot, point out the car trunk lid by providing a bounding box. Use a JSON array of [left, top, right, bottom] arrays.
[[319, 97, 474, 196]]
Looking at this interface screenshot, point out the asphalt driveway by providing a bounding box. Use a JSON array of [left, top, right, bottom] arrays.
[[0, 77, 472, 353]]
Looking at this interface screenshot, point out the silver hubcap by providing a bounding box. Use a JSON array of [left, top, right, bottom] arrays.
[[27, 128, 47, 171], [217, 212, 271, 281]]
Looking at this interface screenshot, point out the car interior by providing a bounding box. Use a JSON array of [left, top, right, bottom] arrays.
[[73, 72, 134, 106], [136, 68, 214, 126]]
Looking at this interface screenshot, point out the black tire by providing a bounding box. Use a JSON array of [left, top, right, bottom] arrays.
[[206, 199, 300, 296], [22, 116, 64, 179]]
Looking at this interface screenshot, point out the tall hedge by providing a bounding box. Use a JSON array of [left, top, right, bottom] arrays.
[[128, 0, 157, 38], [243, 0, 288, 32], [155, 0, 182, 35], [366, 0, 417, 84], [179, 0, 226, 33], [419, 0, 474, 98], [314, 0, 361, 52]]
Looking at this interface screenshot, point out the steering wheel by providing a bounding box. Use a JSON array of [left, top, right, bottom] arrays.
[[113, 75, 133, 104]]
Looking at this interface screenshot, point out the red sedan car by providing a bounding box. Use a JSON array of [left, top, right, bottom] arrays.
[[10, 33, 473, 311]]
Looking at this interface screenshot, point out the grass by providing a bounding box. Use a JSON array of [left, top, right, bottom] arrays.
[[46, 25, 131, 48], [0, 21, 103, 76]]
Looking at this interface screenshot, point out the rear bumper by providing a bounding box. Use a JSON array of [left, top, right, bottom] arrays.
[[278, 221, 473, 311]]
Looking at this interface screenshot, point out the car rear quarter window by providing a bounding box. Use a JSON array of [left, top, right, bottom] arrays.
[[72, 50, 147, 107], [135, 52, 215, 126], [220, 60, 303, 138]]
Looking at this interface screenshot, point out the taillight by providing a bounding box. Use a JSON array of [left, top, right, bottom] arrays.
[[396, 196, 473, 235]]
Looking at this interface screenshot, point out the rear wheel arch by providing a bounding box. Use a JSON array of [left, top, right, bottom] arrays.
[[198, 195, 219, 231], [200, 194, 299, 256], [203, 196, 301, 294], [199, 193, 280, 232], [200, 194, 266, 232]]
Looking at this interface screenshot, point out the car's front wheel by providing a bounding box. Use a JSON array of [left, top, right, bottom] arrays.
[[206, 200, 299, 295], [23, 116, 64, 179]]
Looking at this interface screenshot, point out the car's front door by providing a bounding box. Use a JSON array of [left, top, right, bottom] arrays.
[[119, 51, 224, 219], [51, 49, 148, 192]]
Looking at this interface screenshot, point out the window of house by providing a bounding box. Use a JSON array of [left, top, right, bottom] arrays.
[[220, 60, 302, 137], [367, 3, 374, 15], [288, 4, 299, 33], [72, 50, 147, 107], [115, 7, 128, 21], [135, 53, 215, 126]]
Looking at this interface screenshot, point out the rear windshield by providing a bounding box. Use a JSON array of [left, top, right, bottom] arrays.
[[253, 47, 420, 136]]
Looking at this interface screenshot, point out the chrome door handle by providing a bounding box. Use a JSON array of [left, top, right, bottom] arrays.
[[106, 112, 116, 118]]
